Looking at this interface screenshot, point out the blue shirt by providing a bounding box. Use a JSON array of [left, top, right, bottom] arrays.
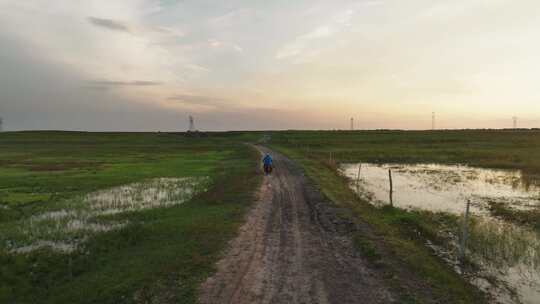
[[263, 155, 273, 165]]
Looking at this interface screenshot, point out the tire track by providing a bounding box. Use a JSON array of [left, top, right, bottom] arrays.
[[199, 147, 394, 304]]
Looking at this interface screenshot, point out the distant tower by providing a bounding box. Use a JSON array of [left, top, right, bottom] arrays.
[[432, 112, 436, 130], [188, 115, 196, 132], [350, 117, 354, 131], [512, 116, 518, 129]]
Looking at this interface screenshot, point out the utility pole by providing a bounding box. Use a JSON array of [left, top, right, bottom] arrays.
[[188, 115, 195, 132], [512, 116, 518, 129], [0, 117, 3, 132], [350, 117, 354, 131], [432, 112, 436, 130]]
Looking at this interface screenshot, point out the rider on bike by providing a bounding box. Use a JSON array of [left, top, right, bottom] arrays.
[[263, 154, 273, 175]]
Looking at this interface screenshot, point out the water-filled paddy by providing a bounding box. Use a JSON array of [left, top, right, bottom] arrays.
[[341, 163, 540, 304], [340, 163, 540, 214]]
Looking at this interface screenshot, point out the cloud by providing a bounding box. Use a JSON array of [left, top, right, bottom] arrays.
[[88, 17, 130, 32], [209, 8, 256, 27], [88, 80, 163, 87], [88, 16, 186, 39], [275, 8, 357, 60], [168, 94, 224, 107], [207, 39, 244, 53], [3, 0, 540, 131], [150, 26, 185, 37], [274, 26, 334, 60]]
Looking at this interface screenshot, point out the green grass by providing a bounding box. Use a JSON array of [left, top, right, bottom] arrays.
[[487, 200, 540, 232], [0, 132, 229, 207], [269, 129, 540, 174], [352, 234, 381, 263], [0, 131, 261, 303], [2, 129, 537, 303]]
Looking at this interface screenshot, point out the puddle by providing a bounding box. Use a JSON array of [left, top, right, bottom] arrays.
[[340, 163, 540, 304], [340, 163, 540, 214], [468, 218, 540, 304], [11, 240, 78, 254], [2, 177, 209, 254], [88, 177, 202, 215]]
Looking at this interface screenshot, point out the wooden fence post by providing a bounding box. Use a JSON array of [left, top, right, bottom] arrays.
[[459, 199, 471, 261], [388, 169, 393, 207], [356, 164, 362, 186]]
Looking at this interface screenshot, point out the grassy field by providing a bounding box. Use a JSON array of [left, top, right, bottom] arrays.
[[2, 129, 538, 303], [270, 129, 540, 172], [267, 130, 540, 303], [0, 131, 261, 303], [269, 129, 540, 227]]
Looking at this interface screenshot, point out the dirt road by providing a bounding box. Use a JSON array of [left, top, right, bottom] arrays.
[[199, 147, 395, 304]]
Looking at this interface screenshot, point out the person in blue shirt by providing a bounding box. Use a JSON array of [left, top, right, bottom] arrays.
[[263, 154, 273, 175]]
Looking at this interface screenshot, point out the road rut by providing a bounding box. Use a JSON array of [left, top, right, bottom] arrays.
[[199, 147, 394, 304]]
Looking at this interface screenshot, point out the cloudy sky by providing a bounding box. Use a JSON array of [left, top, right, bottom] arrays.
[[1, 0, 540, 131]]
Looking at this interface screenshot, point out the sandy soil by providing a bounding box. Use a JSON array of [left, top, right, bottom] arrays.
[[198, 147, 395, 304]]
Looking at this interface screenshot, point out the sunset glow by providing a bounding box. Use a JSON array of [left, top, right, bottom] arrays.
[[1, 0, 539, 130]]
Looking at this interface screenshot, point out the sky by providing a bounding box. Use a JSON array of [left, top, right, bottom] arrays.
[[1, 0, 540, 131]]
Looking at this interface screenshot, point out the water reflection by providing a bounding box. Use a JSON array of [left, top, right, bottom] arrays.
[[469, 219, 540, 304], [341, 163, 540, 214], [2, 177, 209, 254], [340, 163, 540, 304], [87, 177, 204, 215]]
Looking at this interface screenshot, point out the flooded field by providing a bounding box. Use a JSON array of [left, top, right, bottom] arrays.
[[341, 163, 540, 214], [1, 177, 209, 254], [341, 163, 540, 304]]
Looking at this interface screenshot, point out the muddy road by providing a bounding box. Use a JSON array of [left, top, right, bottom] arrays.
[[199, 147, 395, 304]]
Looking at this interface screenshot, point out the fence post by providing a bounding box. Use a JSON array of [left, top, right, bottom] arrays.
[[459, 199, 471, 261], [356, 164, 362, 186], [388, 169, 393, 207]]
